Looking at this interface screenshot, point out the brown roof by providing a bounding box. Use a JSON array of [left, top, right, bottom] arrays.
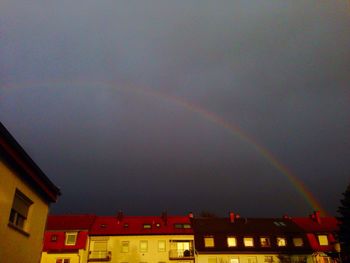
[[192, 217, 311, 254]]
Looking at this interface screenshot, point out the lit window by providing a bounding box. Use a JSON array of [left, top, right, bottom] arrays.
[[230, 258, 239, 263], [227, 237, 237, 247], [183, 224, 191, 229], [8, 190, 32, 231], [65, 232, 77, 245], [293, 237, 303, 247], [318, 235, 329, 246], [264, 256, 273, 263], [243, 237, 254, 247], [140, 240, 148, 252], [121, 241, 129, 253], [277, 237, 287, 247], [143, 224, 151, 229], [158, 240, 166, 252], [51, 235, 58, 242], [260, 237, 270, 247], [204, 236, 215, 247]]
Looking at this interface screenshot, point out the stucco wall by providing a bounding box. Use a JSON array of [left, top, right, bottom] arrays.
[[0, 159, 50, 263]]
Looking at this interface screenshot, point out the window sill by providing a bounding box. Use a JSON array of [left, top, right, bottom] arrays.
[[8, 222, 30, 237]]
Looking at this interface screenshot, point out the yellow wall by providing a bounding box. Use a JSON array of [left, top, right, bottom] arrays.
[[196, 253, 313, 263], [89, 234, 194, 263], [0, 159, 50, 263], [40, 251, 83, 263]]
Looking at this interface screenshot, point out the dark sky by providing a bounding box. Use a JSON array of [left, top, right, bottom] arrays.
[[1, 1, 349, 217]]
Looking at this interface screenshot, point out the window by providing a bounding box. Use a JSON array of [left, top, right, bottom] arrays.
[[264, 256, 273, 263], [174, 223, 192, 229], [204, 236, 215, 247], [293, 237, 303, 247], [140, 240, 148, 252], [56, 259, 70, 263], [243, 237, 254, 247], [51, 234, 58, 242], [260, 237, 270, 247], [65, 232, 77, 245], [9, 190, 32, 231], [208, 257, 217, 263], [121, 241, 129, 253], [318, 235, 329, 246], [277, 237, 287, 247], [91, 241, 108, 259], [143, 224, 151, 229], [230, 259, 239, 263], [158, 240, 166, 252], [227, 237, 237, 247]]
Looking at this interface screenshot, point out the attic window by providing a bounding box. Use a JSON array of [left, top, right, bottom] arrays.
[[143, 224, 152, 229], [124, 223, 129, 228], [293, 237, 303, 247], [51, 235, 58, 242], [204, 236, 215, 247], [277, 237, 287, 247], [318, 235, 329, 246], [65, 232, 77, 246], [174, 223, 191, 229]]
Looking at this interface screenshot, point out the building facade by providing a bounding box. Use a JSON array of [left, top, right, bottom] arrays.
[[0, 122, 60, 263]]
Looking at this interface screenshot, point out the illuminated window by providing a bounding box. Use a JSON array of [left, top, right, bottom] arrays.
[[259, 237, 270, 247], [140, 240, 148, 252], [158, 240, 166, 252], [121, 241, 129, 253], [277, 237, 287, 247], [318, 235, 329, 246], [293, 237, 303, 247], [204, 236, 215, 247], [143, 224, 151, 229], [227, 237, 237, 247], [51, 235, 58, 242], [230, 258, 239, 263], [264, 256, 273, 263], [65, 232, 77, 245], [243, 237, 254, 247], [8, 190, 32, 231]]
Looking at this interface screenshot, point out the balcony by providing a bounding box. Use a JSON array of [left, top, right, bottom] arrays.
[[88, 251, 111, 262], [169, 249, 195, 260]]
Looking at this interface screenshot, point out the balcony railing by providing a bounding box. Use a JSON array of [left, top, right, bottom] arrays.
[[169, 249, 194, 260], [88, 251, 111, 262]]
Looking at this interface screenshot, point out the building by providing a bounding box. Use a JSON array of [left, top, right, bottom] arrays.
[[192, 212, 332, 263], [291, 211, 340, 263], [0, 122, 61, 263], [41, 215, 97, 263], [88, 212, 194, 263]]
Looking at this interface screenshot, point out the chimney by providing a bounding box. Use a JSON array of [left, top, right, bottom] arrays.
[[117, 210, 123, 222], [229, 211, 235, 223], [188, 212, 194, 219], [161, 211, 168, 225]]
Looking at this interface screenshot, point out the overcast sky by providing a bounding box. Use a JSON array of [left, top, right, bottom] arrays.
[[1, 1, 349, 217]]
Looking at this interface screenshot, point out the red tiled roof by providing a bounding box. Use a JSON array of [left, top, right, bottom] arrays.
[[43, 231, 89, 252], [291, 217, 339, 232], [90, 215, 193, 235], [46, 215, 97, 230]]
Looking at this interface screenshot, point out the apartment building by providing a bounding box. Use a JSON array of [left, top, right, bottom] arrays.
[[0, 122, 60, 263]]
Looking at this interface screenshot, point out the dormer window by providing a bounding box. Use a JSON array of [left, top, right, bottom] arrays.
[[243, 237, 254, 247], [318, 235, 329, 246], [227, 236, 237, 247], [204, 236, 215, 247], [277, 237, 287, 247], [143, 224, 151, 229], [260, 237, 270, 247], [65, 232, 77, 246], [293, 237, 303, 247]]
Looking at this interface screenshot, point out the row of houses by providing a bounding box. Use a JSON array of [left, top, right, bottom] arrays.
[[40, 211, 339, 263]]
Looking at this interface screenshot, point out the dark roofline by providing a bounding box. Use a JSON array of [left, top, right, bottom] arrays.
[[0, 122, 61, 202]]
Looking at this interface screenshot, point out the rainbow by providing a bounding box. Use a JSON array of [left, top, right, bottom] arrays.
[[2, 79, 327, 215]]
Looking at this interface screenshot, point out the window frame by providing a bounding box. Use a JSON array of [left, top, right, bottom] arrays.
[[8, 189, 33, 232], [260, 237, 271, 247], [227, 236, 237, 247], [317, 235, 329, 246], [243, 237, 254, 247], [140, 240, 148, 252], [276, 237, 287, 247], [65, 232, 78, 246], [204, 236, 215, 248], [121, 241, 129, 253], [292, 237, 304, 247], [158, 240, 166, 252]]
